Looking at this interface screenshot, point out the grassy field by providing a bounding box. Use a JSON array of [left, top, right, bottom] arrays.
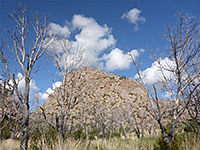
[[1, 136, 200, 150]]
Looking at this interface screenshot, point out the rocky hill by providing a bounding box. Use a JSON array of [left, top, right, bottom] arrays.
[[46, 66, 147, 112], [31, 66, 171, 137]]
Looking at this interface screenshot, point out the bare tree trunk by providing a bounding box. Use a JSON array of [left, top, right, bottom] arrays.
[[152, 123, 155, 138], [20, 119, 29, 150], [101, 123, 106, 139], [153, 126, 155, 138], [131, 118, 140, 139], [142, 121, 144, 138], [129, 128, 132, 140], [95, 122, 99, 139], [20, 77, 30, 150], [85, 125, 88, 140], [69, 118, 73, 135], [59, 114, 65, 142], [121, 123, 128, 143]]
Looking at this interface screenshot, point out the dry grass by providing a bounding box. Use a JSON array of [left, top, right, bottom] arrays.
[[0, 137, 200, 150], [27, 137, 155, 150], [0, 138, 154, 150], [0, 139, 20, 150]]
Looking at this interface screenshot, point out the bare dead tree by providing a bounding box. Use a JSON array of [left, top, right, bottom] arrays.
[[124, 104, 141, 139], [0, 5, 51, 150], [129, 13, 200, 146], [39, 40, 93, 142], [92, 98, 108, 139], [158, 13, 200, 144]]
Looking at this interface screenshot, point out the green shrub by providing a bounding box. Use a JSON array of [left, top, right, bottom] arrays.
[[154, 135, 170, 150], [110, 77, 115, 80], [88, 129, 97, 140], [154, 134, 184, 150], [111, 131, 121, 138], [29, 127, 58, 150], [119, 76, 126, 80], [29, 129, 43, 150], [0, 120, 11, 139], [73, 128, 86, 140], [183, 119, 197, 133]]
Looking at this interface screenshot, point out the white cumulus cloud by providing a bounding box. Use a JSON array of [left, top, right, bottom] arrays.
[[5, 73, 62, 101], [134, 57, 176, 85], [103, 48, 140, 71], [34, 88, 54, 101], [53, 81, 62, 90], [121, 8, 146, 31], [72, 14, 116, 66], [34, 81, 62, 101], [47, 14, 143, 71], [7, 72, 39, 95], [48, 23, 71, 39], [47, 14, 116, 69]]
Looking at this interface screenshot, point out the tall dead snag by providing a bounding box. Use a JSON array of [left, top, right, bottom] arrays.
[[40, 40, 93, 142], [0, 5, 51, 150], [159, 13, 200, 144], [130, 13, 200, 146]]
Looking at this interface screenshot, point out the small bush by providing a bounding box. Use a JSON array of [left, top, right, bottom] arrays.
[[183, 119, 197, 133], [73, 128, 86, 140], [119, 76, 126, 80], [110, 77, 115, 80], [111, 131, 121, 138], [0, 120, 11, 139], [153, 136, 170, 150], [154, 134, 184, 150], [29, 127, 58, 150]]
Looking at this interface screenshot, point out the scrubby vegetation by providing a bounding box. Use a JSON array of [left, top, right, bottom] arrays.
[[0, 121, 200, 150]]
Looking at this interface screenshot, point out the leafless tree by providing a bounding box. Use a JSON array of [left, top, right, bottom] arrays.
[[0, 5, 51, 150], [39, 40, 93, 142], [124, 104, 141, 139], [158, 13, 200, 144], [130, 13, 200, 146]]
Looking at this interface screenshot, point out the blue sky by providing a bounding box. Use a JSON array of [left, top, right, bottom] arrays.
[[0, 0, 200, 104]]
